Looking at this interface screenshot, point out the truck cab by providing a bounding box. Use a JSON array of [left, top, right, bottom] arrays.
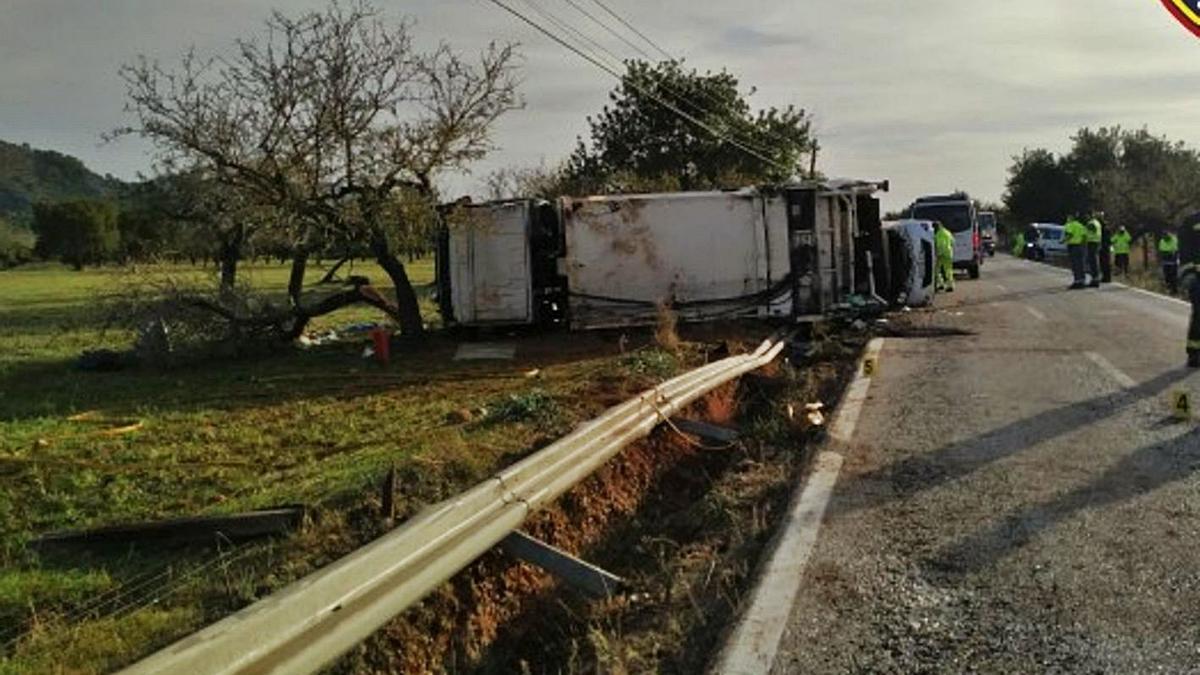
[[910, 193, 982, 279]]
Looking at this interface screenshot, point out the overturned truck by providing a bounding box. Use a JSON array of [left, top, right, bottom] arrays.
[[436, 180, 934, 331]]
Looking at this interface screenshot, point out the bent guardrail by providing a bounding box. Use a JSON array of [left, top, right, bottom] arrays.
[[120, 336, 787, 675]]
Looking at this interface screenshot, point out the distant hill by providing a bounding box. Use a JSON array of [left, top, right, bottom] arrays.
[[0, 139, 123, 224]]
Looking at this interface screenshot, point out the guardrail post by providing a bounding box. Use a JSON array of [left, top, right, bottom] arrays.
[[499, 531, 624, 598]]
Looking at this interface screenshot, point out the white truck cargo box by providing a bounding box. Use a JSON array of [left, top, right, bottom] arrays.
[[446, 201, 534, 325], [560, 190, 792, 329]]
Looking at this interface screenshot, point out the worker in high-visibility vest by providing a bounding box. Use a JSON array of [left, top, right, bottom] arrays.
[[1064, 216, 1088, 289], [1111, 225, 1132, 276], [935, 221, 955, 293], [1160, 230, 1181, 294], [1012, 231, 1026, 258], [1085, 215, 1103, 287], [1178, 213, 1200, 368], [1095, 215, 1112, 282]]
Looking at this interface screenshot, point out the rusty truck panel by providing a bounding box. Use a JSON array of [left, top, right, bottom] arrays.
[[560, 190, 792, 330], [437, 181, 888, 331]]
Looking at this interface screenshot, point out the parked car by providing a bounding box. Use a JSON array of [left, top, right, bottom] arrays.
[[1026, 223, 1066, 260], [978, 211, 997, 257], [910, 193, 982, 278]]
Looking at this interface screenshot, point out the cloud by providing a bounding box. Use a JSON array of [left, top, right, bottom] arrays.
[[721, 25, 812, 50], [2, 0, 1198, 210]]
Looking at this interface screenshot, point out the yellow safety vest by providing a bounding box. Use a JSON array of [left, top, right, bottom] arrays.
[[1111, 230, 1132, 255], [1086, 219, 1102, 244], [1160, 235, 1179, 254], [1064, 219, 1087, 245]]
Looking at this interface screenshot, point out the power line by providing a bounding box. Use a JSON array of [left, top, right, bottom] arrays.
[[487, 0, 786, 170], [518, 0, 622, 70], [589, 0, 676, 62], [562, 0, 654, 61], [582, 0, 778, 142], [524, 0, 775, 159], [553, 0, 779, 160]]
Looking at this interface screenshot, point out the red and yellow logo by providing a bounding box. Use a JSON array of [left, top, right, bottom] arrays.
[[1162, 0, 1200, 37]]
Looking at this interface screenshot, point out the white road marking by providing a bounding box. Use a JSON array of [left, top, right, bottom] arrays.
[[1024, 305, 1047, 322], [830, 338, 885, 443], [712, 452, 843, 675], [713, 338, 883, 675], [995, 283, 1009, 292], [1108, 281, 1192, 308], [1084, 351, 1137, 389]]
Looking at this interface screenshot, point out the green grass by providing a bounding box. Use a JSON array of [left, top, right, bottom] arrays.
[[0, 259, 694, 673]]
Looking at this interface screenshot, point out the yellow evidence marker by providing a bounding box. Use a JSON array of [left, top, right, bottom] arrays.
[[1170, 389, 1194, 422], [862, 356, 878, 378]]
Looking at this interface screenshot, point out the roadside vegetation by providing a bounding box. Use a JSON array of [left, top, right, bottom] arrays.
[[1003, 126, 1200, 249], [0, 259, 748, 672], [0, 1, 836, 671]]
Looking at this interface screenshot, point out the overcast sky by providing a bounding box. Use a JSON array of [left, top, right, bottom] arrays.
[[2, 0, 1198, 210]]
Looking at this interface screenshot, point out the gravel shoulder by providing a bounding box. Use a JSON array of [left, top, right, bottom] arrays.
[[773, 257, 1200, 674]]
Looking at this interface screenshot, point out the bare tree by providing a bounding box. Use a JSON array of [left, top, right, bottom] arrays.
[[113, 0, 522, 337]]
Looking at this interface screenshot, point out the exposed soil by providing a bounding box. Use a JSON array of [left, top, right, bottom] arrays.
[[334, 336, 860, 674]]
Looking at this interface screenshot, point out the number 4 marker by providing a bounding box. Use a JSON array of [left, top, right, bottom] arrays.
[[1171, 390, 1193, 421]]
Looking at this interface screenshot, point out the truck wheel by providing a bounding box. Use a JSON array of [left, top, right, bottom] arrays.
[[968, 261, 981, 279]]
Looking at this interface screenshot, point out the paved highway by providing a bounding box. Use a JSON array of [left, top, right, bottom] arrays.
[[772, 256, 1200, 673]]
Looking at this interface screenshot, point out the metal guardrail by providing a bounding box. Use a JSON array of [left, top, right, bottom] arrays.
[[119, 337, 787, 675]]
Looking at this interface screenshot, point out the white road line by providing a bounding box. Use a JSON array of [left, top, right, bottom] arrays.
[[712, 338, 883, 675], [712, 452, 843, 675], [1024, 305, 1047, 322], [1084, 351, 1137, 389], [1108, 281, 1192, 308], [829, 338, 885, 443]]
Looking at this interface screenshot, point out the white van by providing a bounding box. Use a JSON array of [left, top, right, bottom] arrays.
[[909, 193, 982, 279], [882, 219, 936, 306], [1027, 223, 1067, 260]]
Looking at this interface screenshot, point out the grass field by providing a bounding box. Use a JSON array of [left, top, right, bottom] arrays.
[[0, 259, 692, 673]]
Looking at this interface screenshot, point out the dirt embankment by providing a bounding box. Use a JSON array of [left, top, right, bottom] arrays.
[[336, 344, 857, 674]]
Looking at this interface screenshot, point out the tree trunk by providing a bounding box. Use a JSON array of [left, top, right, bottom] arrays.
[[219, 224, 245, 295], [370, 229, 424, 337], [288, 248, 309, 312]]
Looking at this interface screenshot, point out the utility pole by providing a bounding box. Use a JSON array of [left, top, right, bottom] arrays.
[[809, 140, 820, 179]]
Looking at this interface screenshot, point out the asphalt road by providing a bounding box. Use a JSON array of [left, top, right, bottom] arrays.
[[772, 255, 1200, 674]]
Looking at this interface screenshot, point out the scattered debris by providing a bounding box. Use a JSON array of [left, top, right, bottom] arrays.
[[805, 402, 827, 427], [75, 349, 136, 372], [32, 505, 308, 551], [29, 411, 144, 448], [298, 331, 340, 348], [341, 322, 381, 335], [134, 319, 172, 364], [297, 322, 384, 349], [381, 465, 398, 525], [672, 418, 740, 445], [454, 342, 517, 361], [370, 327, 392, 366]]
